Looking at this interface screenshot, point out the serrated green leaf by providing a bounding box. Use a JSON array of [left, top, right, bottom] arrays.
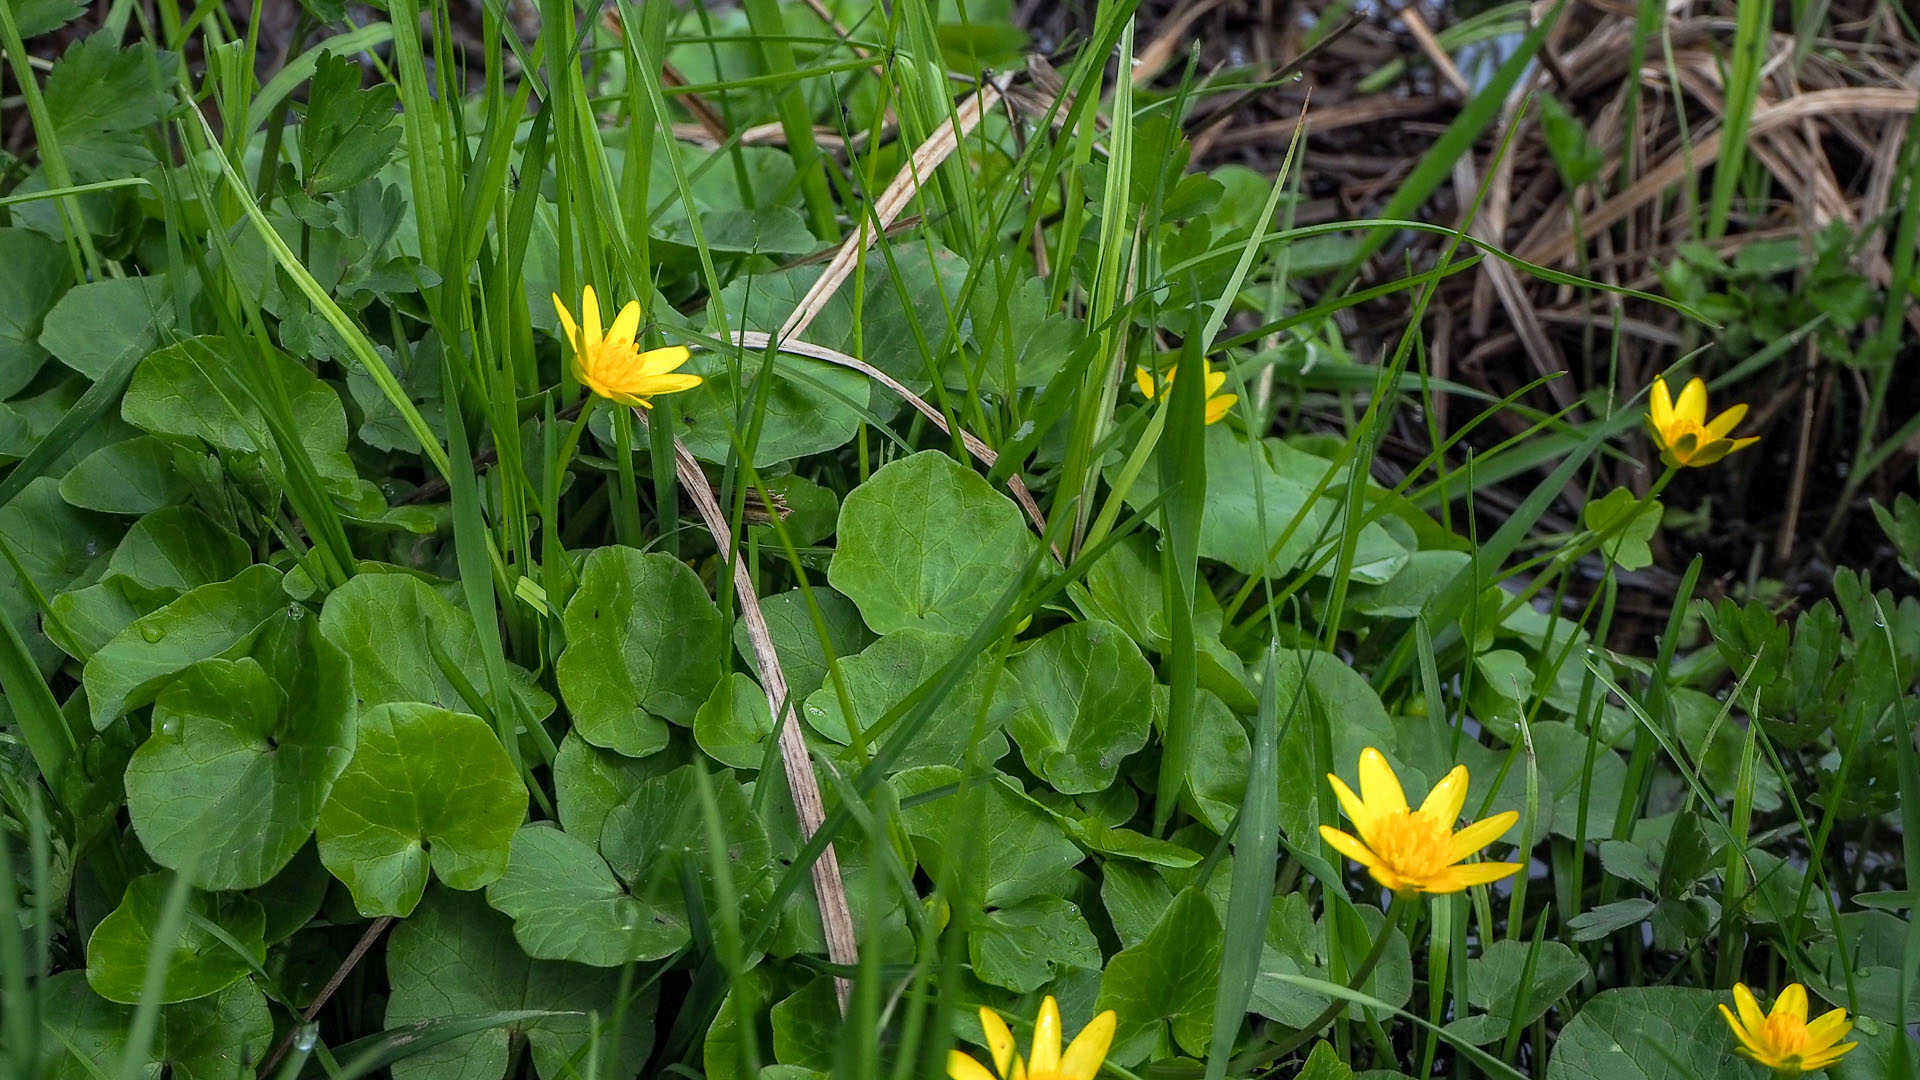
[[297, 50, 402, 195], [41, 34, 177, 179]]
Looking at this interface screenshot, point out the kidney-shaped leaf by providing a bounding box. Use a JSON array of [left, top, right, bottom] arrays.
[[556, 546, 725, 758], [317, 702, 526, 917], [1546, 987, 1747, 1080], [485, 823, 685, 967], [829, 451, 1033, 637], [125, 615, 356, 890], [1007, 620, 1153, 794], [86, 873, 266, 1005], [801, 628, 1012, 772]]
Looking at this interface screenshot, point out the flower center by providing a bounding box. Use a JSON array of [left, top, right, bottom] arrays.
[[1660, 417, 1713, 459], [1371, 811, 1453, 881], [1760, 1014, 1811, 1058]]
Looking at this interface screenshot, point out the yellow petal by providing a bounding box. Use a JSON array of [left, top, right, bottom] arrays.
[[1029, 997, 1062, 1078], [553, 293, 580, 354], [1704, 402, 1749, 439], [1135, 366, 1157, 399], [1719, 1003, 1771, 1061], [1205, 393, 1236, 425], [1319, 825, 1383, 870], [1425, 860, 1523, 892], [638, 372, 704, 394], [981, 1008, 1016, 1078], [1772, 983, 1809, 1025], [581, 285, 603, 349], [1418, 765, 1470, 824], [1804, 1007, 1851, 1049], [1058, 1010, 1117, 1080], [1725, 435, 1759, 457], [1365, 863, 1417, 896], [1801, 1042, 1857, 1069], [1203, 367, 1227, 396], [1446, 810, 1518, 862], [951, 1052, 998, 1080], [637, 345, 693, 374], [1357, 748, 1408, 817], [1674, 377, 1708, 425], [606, 300, 643, 350], [1326, 773, 1377, 839], [1650, 377, 1674, 430], [1732, 983, 1766, 1035]]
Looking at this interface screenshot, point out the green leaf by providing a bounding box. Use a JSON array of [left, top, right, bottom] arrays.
[[801, 628, 1012, 771], [1545, 987, 1745, 1080], [35, 970, 273, 1080], [40, 274, 178, 380], [695, 672, 778, 770], [0, 474, 119, 669], [58, 434, 208, 514], [657, 205, 818, 256], [85, 872, 266, 1004], [317, 571, 554, 720], [894, 766, 1081, 909], [671, 348, 872, 468], [46, 575, 159, 659], [1122, 425, 1322, 578], [385, 886, 657, 1080], [1532, 720, 1629, 839], [41, 34, 178, 179], [8, 0, 86, 38], [1174, 688, 1249, 832], [316, 702, 526, 917], [82, 562, 287, 729], [297, 50, 402, 195], [599, 764, 769, 937], [734, 586, 873, 702], [1871, 493, 1920, 582], [0, 228, 69, 396], [1445, 939, 1590, 1044], [120, 334, 361, 494], [1251, 899, 1412, 1027], [124, 615, 356, 889], [1006, 620, 1153, 794], [829, 451, 1034, 636], [1583, 487, 1661, 571], [556, 546, 725, 757], [552, 730, 681, 846], [969, 896, 1101, 993], [1096, 886, 1223, 1064], [104, 506, 249, 595], [485, 823, 684, 966]]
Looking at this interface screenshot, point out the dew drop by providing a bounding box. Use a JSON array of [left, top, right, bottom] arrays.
[[286, 603, 307, 621], [293, 1024, 319, 1052], [140, 625, 166, 643], [158, 716, 181, 738]]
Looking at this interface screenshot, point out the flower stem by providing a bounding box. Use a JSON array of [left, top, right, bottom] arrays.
[[1258, 893, 1415, 1064], [550, 395, 600, 493]]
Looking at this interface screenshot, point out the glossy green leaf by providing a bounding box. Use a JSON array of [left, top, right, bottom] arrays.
[[317, 571, 554, 720], [556, 546, 725, 757], [552, 730, 682, 846], [82, 562, 287, 729], [969, 896, 1101, 992], [1545, 987, 1745, 1080], [386, 886, 657, 1080], [599, 764, 768, 937], [42, 275, 179, 380], [893, 766, 1081, 909], [830, 450, 1033, 636], [316, 702, 526, 917], [734, 585, 873, 702], [35, 970, 272, 1080], [695, 671, 779, 770], [670, 349, 872, 468], [58, 434, 208, 514], [0, 474, 119, 669], [124, 615, 355, 889], [0, 227, 69, 397], [801, 628, 1012, 771], [485, 823, 684, 966], [1096, 886, 1223, 1064], [1446, 939, 1591, 1043], [85, 872, 266, 1005], [1006, 620, 1153, 793], [39, 34, 177, 180], [104, 505, 249, 595]]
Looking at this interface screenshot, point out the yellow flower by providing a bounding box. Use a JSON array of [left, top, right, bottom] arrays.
[[1719, 983, 1857, 1074], [1320, 747, 1523, 896], [1647, 376, 1758, 468], [1134, 360, 1236, 425], [552, 285, 701, 408], [948, 997, 1117, 1080]]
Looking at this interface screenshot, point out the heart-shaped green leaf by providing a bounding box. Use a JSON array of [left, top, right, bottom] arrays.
[[556, 546, 725, 757], [600, 764, 769, 933], [1006, 620, 1153, 793], [801, 627, 1012, 771], [86, 872, 266, 1005], [969, 896, 1101, 992], [317, 702, 526, 917], [829, 451, 1033, 637], [104, 505, 249, 595], [485, 823, 685, 966], [37, 970, 272, 1080], [125, 614, 356, 889]]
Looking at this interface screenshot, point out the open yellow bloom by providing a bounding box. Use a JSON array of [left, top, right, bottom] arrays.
[[1647, 376, 1757, 468], [1320, 748, 1523, 896], [1135, 360, 1236, 425], [553, 286, 701, 408], [1719, 983, 1857, 1074], [948, 997, 1117, 1080]]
